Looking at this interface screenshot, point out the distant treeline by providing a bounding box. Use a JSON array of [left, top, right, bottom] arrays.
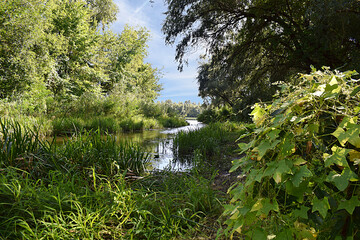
[[143, 100, 202, 118]]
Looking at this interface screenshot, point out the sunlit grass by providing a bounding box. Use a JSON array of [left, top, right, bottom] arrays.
[[0, 119, 225, 239]]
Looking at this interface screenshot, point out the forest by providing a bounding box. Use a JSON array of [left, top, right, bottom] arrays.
[[1, 0, 360, 239]]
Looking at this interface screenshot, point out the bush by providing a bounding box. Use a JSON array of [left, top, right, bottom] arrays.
[[159, 116, 188, 128], [224, 68, 360, 239]]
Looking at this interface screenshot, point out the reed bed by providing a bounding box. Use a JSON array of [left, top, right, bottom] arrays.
[[0, 119, 223, 239]]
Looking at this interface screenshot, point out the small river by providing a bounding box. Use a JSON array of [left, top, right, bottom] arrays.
[[117, 119, 205, 171]]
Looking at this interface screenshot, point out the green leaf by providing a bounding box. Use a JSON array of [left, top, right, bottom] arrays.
[[332, 127, 349, 146], [230, 158, 243, 172], [273, 159, 292, 183], [251, 198, 264, 212], [292, 165, 313, 187], [308, 123, 319, 134], [338, 197, 360, 214], [251, 104, 267, 126], [312, 197, 330, 218], [229, 184, 244, 201], [326, 168, 359, 191], [263, 162, 277, 177], [324, 146, 350, 168], [279, 135, 295, 157], [293, 157, 307, 166], [245, 168, 264, 186], [238, 142, 250, 151], [293, 206, 310, 219], [350, 86, 360, 96], [248, 228, 267, 240], [268, 129, 281, 141], [275, 228, 293, 240], [255, 139, 280, 159], [285, 181, 309, 202]]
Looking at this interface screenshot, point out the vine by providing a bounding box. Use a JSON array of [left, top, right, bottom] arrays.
[[224, 67, 360, 239]]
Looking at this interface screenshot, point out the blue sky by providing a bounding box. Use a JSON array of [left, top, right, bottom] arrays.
[[111, 0, 203, 104]]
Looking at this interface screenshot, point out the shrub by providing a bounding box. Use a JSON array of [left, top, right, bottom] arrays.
[[159, 116, 188, 128], [224, 68, 360, 239]]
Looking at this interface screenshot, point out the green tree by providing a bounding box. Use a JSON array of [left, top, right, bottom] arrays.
[[0, 0, 161, 117], [163, 0, 360, 117]]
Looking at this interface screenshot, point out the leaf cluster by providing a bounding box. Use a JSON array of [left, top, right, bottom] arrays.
[[163, 0, 360, 118], [225, 68, 360, 239], [0, 0, 161, 115]]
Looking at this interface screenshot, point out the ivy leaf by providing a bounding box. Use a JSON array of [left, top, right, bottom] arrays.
[[338, 197, 360, 214], [293, 157, 307, 166], [248, 228, 267, 240], [251, 104, 266, 126], [251, 198, 279, 216], [323, 146, 350, 168], [268, 129, 281, 141], [312, 197, 330, 218], [292, 165, 313, 187], [285, 181, 309, 202], [326, 168, 359, 191], [275, 228, 293, 239], [273, 159, 292, 183], [279, 136, 296, 157], [230, 158, 242, 172], [349, 150, 360, 164], [338, 116, 356, 129], [229, 184, 244, 202], [245, 168, 264, 186], [294, 206, 310, 219], [251, 198, 264, 212], [332, 127, 349, 146], [255, 139, 280, 159], [263, 162, 277, 178], [349, 136, 360, 149]]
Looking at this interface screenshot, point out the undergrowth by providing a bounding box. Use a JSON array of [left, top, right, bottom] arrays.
[[0, 119, 224, 239]]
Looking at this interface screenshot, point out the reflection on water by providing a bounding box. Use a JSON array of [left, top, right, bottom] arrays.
[[50, 120, 205, 171], [117, 120, 205, 171]]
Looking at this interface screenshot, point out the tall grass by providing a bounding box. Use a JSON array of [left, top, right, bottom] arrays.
[[172, 122, 248, 171], [0, 119, 224, 239]]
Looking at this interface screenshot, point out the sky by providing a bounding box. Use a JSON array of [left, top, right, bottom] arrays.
[[110, 0, 203, 104]]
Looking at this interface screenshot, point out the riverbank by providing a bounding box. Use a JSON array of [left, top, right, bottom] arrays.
[[0, 119, 242, 239]]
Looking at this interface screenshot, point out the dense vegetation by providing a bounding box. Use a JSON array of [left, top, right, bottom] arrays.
[[2, 0, 360, 239], [0, 0, 197, 134], [225, 69, 360, 239], [0, 119, 238, 239], [163, 0, 360, 119]]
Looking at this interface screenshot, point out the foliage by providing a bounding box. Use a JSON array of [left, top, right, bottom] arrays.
[[224, 68, 360, 239], [163, 0, 360, 119], [0, 0, 161, 120], [197, 106, 236, 124], [173, 122, 242, 171], [0, 120, 223, 239], [142, 100, 203, 118]]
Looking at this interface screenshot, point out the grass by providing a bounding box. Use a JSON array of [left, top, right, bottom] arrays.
[[0, 119, 228, 239], [173, 122, 241, 166], [52, 115, 185, 135]]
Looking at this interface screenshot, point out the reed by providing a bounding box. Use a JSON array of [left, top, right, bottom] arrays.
[[0, 119, 225, 239]]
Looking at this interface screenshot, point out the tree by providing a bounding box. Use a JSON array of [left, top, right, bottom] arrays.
[[0, 0, 161, 117], [162, 0, 360, 117]]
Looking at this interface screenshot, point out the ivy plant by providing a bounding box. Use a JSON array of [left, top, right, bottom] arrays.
[[224, 68, 360, 239]]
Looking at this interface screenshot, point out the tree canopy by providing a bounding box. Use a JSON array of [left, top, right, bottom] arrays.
[[0, 0, 161, 115], [163, 0, 360, 118]]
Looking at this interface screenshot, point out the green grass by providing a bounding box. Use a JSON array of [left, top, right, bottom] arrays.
[[0, 119, 227, 239]]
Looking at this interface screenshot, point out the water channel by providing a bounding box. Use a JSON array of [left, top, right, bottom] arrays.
[[117, 119, 205, 171]]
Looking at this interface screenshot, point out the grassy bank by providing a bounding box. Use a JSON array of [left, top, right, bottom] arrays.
[[173, 121, 252, 172], [0, 119, 225, 239]]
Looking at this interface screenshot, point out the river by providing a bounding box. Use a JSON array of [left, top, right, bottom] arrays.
[[117, 119, 205, 171]]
